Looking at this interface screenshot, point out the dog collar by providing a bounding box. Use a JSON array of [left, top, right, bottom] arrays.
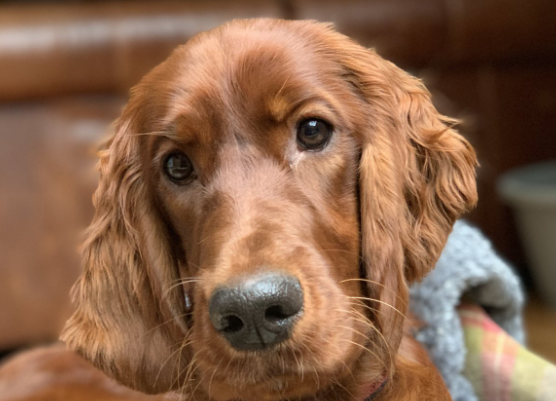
[[362, 377, 388, 401]]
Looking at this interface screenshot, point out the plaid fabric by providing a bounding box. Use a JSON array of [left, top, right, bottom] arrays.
[[458, 304, 556, 401]]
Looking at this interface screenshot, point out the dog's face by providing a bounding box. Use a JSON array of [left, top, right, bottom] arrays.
[[62, 20, 477, 401], [152, 29, 365, 400]]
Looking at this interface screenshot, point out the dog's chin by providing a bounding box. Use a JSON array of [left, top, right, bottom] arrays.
[[203, 373, 331, 401], [193, 345, 361, 401]]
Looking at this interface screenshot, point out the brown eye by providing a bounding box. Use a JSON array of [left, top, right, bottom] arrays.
[[297, 118, 332, 150], [164, 152, 194, 184]]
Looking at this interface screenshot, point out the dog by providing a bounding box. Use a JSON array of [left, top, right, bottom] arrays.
[[60, 19, 477, 401]]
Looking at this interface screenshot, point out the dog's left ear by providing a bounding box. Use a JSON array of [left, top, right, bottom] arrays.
[[320, 29, 477, 369], [333, 39, 478, 283], [397, 84, 478, 282]]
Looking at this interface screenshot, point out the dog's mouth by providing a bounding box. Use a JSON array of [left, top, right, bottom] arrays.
[[197, 355, 386, 401], [178, 271, 382, 400], [189, 322, 373, 401], [181, 266, 376, 400]]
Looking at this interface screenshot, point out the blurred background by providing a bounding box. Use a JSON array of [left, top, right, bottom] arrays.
[[1, 0, 555, 365]]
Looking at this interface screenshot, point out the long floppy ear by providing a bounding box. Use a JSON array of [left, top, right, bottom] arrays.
[[344, 50, 478, 282], [328, 29, 477, 370], [60, 102, 189, 393]]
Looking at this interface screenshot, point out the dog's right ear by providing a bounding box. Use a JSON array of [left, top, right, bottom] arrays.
[[61, 98, 189, 394]]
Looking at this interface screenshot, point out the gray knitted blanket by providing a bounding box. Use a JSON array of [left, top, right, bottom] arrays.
[[410, 220, 525, 401]]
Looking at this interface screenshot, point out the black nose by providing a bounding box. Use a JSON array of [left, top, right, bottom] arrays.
[[208, 272, 303, 351]]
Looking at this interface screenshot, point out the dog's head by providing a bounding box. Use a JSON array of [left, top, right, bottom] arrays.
[[62, 19, 477, 401]]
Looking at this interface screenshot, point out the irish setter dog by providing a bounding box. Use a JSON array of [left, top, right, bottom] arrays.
[[59, 19, 477, 401]]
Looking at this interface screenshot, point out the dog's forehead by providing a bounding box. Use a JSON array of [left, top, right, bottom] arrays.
[[167, 24, 338, 138], [181, 20, 326, 89]]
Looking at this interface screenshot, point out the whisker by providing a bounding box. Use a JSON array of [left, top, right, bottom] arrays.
[[161, 278, 201, 302], [190, 368, 206, 401], [335, 306, 392, 353], [168, 276, 201, 285], [345, 299, 382, 318], [153, 333, 193, 389], [333, 308, 375, 327], [174, 330, 195, 394], [340, 278, 409, 307], [141, 311, 194, 339], [207, 359, 223, 399], [312, 364, 321, 391], [341, 308, 393, 363], [346, 307, 393, 365], [180, 349, 202, 394], [340, 338, 388, 372], [290, 348, 304, 382], [337, 324, 371, 344], [169, 341, 199, 392], [331, 377, 357, 401], [222, 352, 237, 387], [347, 296, 407, 319], [317, 336, 357, 384]]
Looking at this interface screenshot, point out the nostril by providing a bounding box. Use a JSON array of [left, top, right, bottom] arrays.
[[221, 315, 244, 333], [264, 305, 292, 323]]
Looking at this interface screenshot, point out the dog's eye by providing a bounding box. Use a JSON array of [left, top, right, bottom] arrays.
[[164, 152, 194, 184], [296, 118, 332, 150]]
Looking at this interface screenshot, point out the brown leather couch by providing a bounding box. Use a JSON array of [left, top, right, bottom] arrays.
[[1, 0, 555, 352]]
